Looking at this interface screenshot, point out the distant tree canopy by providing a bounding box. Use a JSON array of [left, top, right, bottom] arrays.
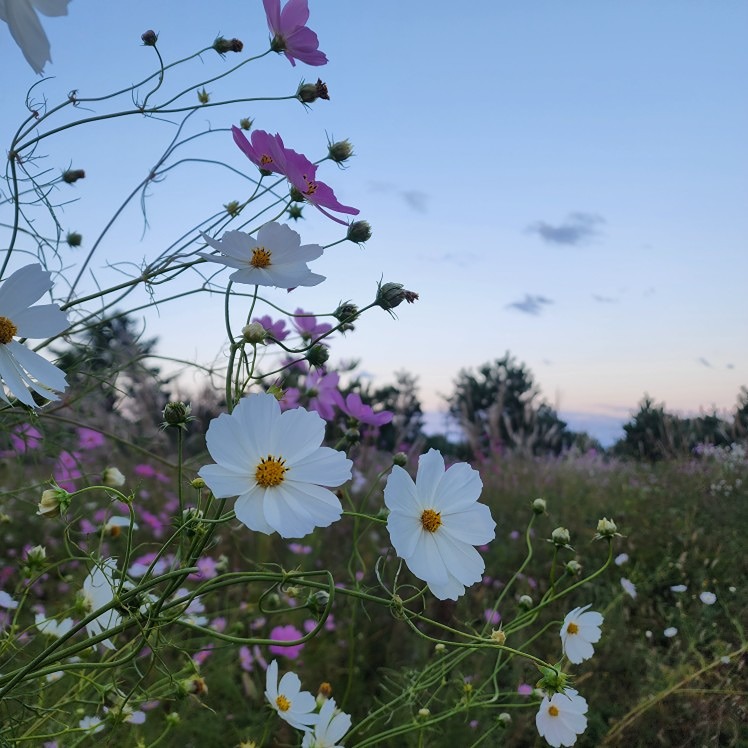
[[612, 393, 743, 461], [446, 353, 584, 457]]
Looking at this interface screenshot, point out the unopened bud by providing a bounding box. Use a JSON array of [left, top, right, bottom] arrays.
[[498, 712, 512, 728], [66, 231, 82, 248], [224, 200, 241, 217], [306, 590, 330, 618], [346, 220, 372, 244], [375, 281, 419, 312], [289, 185, 304, 203], [518, 594, 533, 610], [565, 559, 583, 575], [191, 477, 206, 489], [297, 78, 329, 104], [305, 344, 329, 368], [141, 30, 158, 46], [102, 467, 125, 488], [532, 497, 546, 514], [287, 204, 304, 220], [162, 401, 192, 429], [318, 681, 333, 699], [213, 36, 243, 55], [344, 427, 360, 444], [62, 169, 85, 184], [242, 322, 267, 344], [197, 88, 210, 104], [38, 487, 70, 518], [333, 301, 359, 329], [551, 527, 571, 547], [417, 708, 430, 719], [239, 117, 253, 130], [490, 628, 506, 645], [179, 676, 208, 697], [393, 452, 408, 467], [595, 517, 619, 539], [26, 544, 47, 565], [328, 139, 353, 163]]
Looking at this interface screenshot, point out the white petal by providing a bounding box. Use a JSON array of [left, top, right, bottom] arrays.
[[441, 503, 496, 545], [7, 340, 67, 392], [198, 463, 249, 498], [204, 409, 254, 472], [276, 406, 325, 463], [12, 303, 69, 338], [383, 466, 420, 513], [0, 346, 36, 406], [235, 489, 275, 534], [31, 0, 70, 18], [433, 461, 483, 512], [414, 449, 445, 503], [0, 264, 53, 317], [290, 446, 352, 487], [4, 1, 50, 73], [257, 221, 300, 251]]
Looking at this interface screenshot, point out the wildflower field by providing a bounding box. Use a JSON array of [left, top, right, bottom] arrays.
[[1, 2, 746, 747]]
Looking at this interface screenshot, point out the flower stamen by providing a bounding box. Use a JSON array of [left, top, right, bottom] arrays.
[[302, 175, 318, 195], [255, 455, 288, 487], [566, 622, 579, 635], [0, 316, 18, 344], [420, 508, 442, 533], [250, 246, 272, 268], [275, 694, 291, 712], [548, 705, 560, 717]]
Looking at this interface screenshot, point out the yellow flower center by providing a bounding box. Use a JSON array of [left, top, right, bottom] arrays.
[[548, 705, 560, 717], [0, 316, 18, 345], [420, 508, 442, 533], [275, 694, 291, 712], [260, 154, 273, 166], [250, 246, 272, 268], [302, 174, 318, 196], [255, 455, 288, 487], [566, 622, 579, 635]]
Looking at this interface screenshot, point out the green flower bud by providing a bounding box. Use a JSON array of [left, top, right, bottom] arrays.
[[346, 220, 372, 244], [287, 204, 304, 220], [197, 88, 210, 104], [333, 301, 359, 331], [536, 666, 570, 695], [239, 117, 253, 131], [328, 139, 353, 163], [289, 185, 304, 202], [102, 467, 126, 488], [297, 78, 329, 104], [224, 200, 241, 217], [532, 497, 547, 514], [141, 30, 158, 46], [565, 559, 582, 575], [375, 281, 419, 313], [242, 322, 267, 344], [393, 452, 408, 467], [66, 231, 83, 248], [162, 401, 193, 430], [595, 517, 619, 539], [191, 477, 206, 489], [551, 526, 571, 547], [38, 487, 70, 518], [518, 594, 533, 610], [305, 344, 329, 368], [497, 712, 512, 728], [62, 169, 85, 184], [344, 427, 361, 444], [213, 36, 243, 55]]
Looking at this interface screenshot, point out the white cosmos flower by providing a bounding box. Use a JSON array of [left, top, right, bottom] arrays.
[[199, 393, 352, 538], [35, 612, 74, 637], [265, 659, 319, 732], [302, 697, 352, 748], [0, 0, 71, 74], [560, 604, 603, 664], [199, 222, 324, 288], [535, 688, 588, 747], [700, 590, 717, 605], [0, 591, 18, 609], [81, 558, 121, 650], [620, 577, 637, 599], [384, 448, 496, 601], [0, 264, 69, 408]]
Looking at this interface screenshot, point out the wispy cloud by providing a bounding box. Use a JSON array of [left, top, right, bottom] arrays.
[[697, 357, 712, 368], [592, 293, 617, 303], [527, 212, 604, 246], [506, 294, 553, 315], [368, 181, 429, 212]]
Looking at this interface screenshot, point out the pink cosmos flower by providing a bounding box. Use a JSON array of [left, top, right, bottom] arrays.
[[484, 609, 501, 626], [339, 392, 393, 427], [77, 428, 105, 450], [284, 149, 359, 224], [518, 683, 533, 696], [268, 624, 305, 659], [292, 309, 333, 340], [10, 424, 42, 453], [232, 126, 290, 175], [54, 450, 82, 491], [302, 370, 343, 421], [263, 0, 328, 67], [253, 314, 289, 342]]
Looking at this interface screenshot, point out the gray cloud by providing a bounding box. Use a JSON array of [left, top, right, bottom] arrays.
[[368, 181, 428, 212], [527, 212, 605, 246], [506, 294, 553, 315], [697, 357, 712, 368], [592, 294, 617, 303]]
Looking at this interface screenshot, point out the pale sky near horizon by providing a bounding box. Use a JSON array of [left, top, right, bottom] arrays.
[[2, 1, 746, 444]]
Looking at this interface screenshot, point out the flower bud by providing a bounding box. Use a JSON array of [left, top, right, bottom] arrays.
[[197, 88, 210, 104], [213, 36, 243, 55], [536, 666, 569, 695], [375, 281, 419, 312], [239, 117, 253, 130], [595, 517, 619, 539], [141, 30, 158, 46], [306, 590, 330, 618], [191, 477, 206, 489], [178, 676, 208, 697], [333, 301, 359, 330], [162, 401, 192, 430], [289, 185, 304, 203], [66, 231, 82, 248], [328, 139, 353, 163], [62, 169, 85, 184], [490, 628, 506, 645], [393, 452, 408, 467], [224, 200, 241, 217], [287, 204, 304, 220], [38, 488, 69, 518], [417, 708, 430, 719], [434, 642, 446, 654], [297, 78, 329, 104], [318, 681, 333, 699], [344, 427, 361, 445], [242, 322, 267, 344], [26, 544, 47, 566], [346, 220, 372, 244], [565, 559, 582, 575], [305, 344, 329, 368], [532, 497, 546, 514], [551, 526, 571, 547], [518, 594, 533, 610], [497, 713, 512, 728], [102, 467, 125, 488]]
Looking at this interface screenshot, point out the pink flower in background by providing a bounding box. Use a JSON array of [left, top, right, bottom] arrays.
[[232, 126, 290, 174], [518, 683, 533, 696], [253, 314, 289, 342], [54, 450, 81, 491], [339, 392, 393, 427], [10, 424, 42, 453], [301, 370, 343, 421], [134, 463, 156, 478], [263, 0, 328, 67], [77, 428, 105, 450], [192, 644, 214, 666], [240, 644, 268, 672], [292, 308, 332, 340], [284, 150, 359, 224], [268, 624, 305, 659], [288, 542, 313, 555], [484, 609, 501, 626]]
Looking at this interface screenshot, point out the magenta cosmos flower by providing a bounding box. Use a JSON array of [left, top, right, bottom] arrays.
[[263, 0, 328, 67], [232, 126, 290, 175], [339, 392, 393, 427], [284, 149, 359, 225]]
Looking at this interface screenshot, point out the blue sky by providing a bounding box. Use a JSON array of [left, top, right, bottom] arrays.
[[2, 1, 747, 444]]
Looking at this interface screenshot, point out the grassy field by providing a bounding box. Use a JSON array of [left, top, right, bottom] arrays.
[[1, 433, 746, 747]]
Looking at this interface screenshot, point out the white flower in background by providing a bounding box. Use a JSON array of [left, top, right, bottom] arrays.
[[102, 466, 126, 488], [78, 714, 104, 734], [0, 264, 69, 407], [560, 605, 603, 664], [104, 515, 137, 538], [535, 688, 588, 747], [199, 393, 352, 538], [81, 558, 121, 650], [384, 448, 496, 601], [199, 222, 325, 288], [0, 590, 18, 609], [664, 626, 678, 638], [265, 659, 319, 732], [0, 0, 70, 74], [302, 697, 352, 748], [699, 591, 717, 605], [614, 552, 629, 566], [35, 612, 74, 637], [620, 577, 637, 599], [670, 584, 687, 593]]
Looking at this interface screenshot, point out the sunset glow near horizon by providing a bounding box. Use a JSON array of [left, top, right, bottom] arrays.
[[2, 1, 746, 444]]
